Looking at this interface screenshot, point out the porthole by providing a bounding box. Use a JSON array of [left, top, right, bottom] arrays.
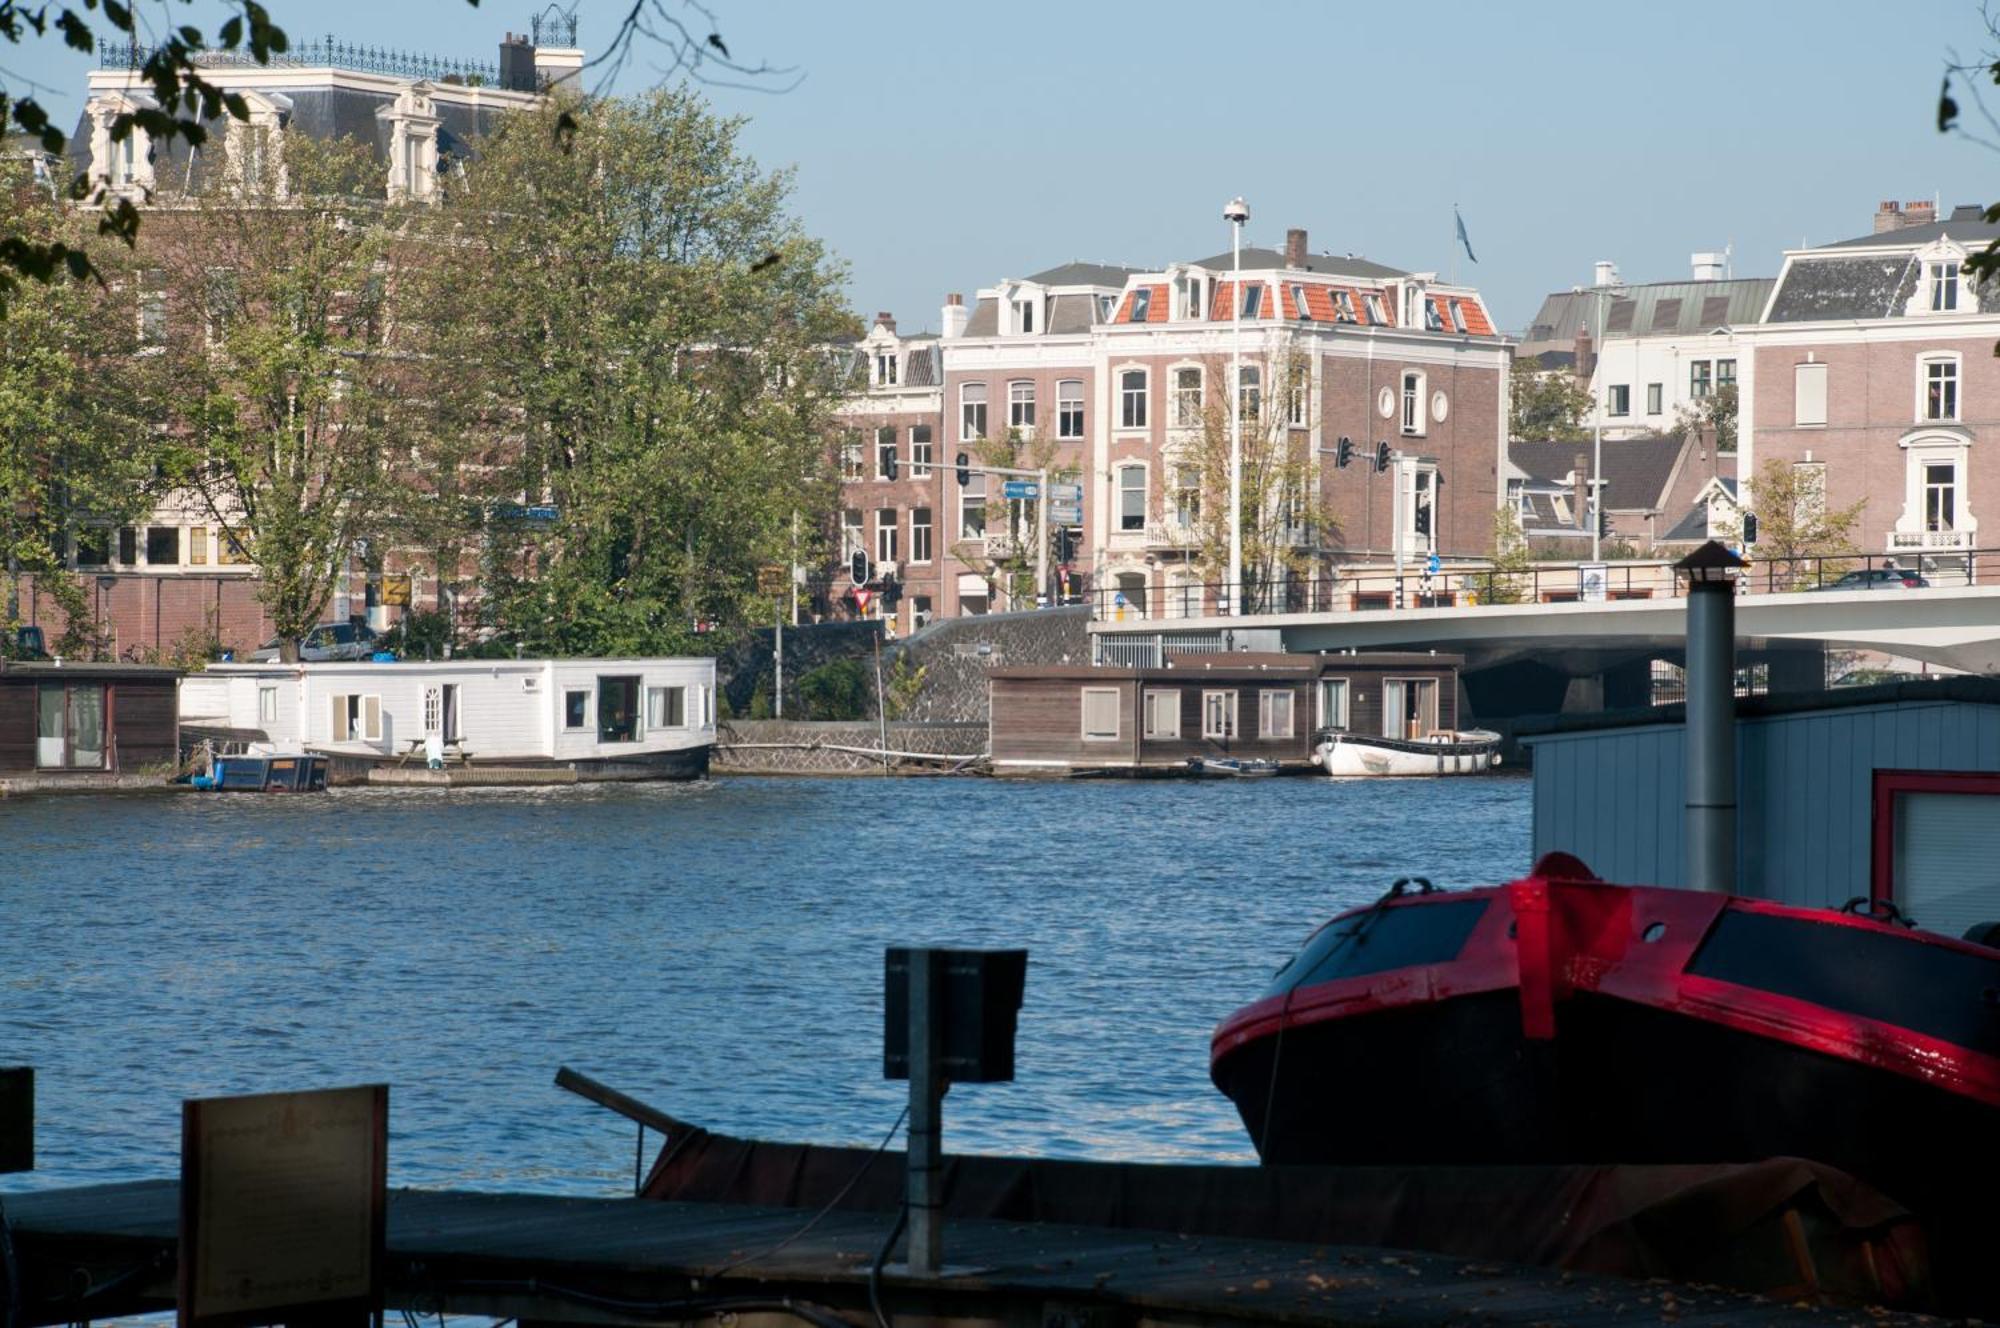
[[1431, 390, 1450, 423], [1642, 921, 1667, 943]]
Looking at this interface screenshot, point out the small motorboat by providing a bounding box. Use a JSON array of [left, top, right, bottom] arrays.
[[1210, 854, 2000, 1226], [1315, 727, 1500, 777], [1188, 757, 1282, 778], [191, 753, 329, 792]]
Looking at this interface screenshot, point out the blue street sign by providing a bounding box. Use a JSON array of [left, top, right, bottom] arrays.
[[1050, 504, 1083, 525], [1426, 553, 1440, 576], [1048, 482, 1083, 503], [1001, 480, 1041, 501]]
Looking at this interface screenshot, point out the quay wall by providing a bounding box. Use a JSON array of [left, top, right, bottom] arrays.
[[713, 719, 987, 774]]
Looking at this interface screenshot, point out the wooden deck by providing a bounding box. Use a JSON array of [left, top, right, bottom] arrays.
[[0, 1179, 1916, 1328]]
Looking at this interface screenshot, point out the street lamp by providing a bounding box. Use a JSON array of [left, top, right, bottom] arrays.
[[1571, 280, 1618, 561], [1223, 196, 1249, 615]]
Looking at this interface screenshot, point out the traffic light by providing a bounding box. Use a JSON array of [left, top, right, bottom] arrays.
[[1742, 512, 1759, 545], [956, 452, 972, 486], [1374, 441, 1391, 473], [883, 451, 898, 481], [880, 575, 902, 609], [850, 549, 869, 586], [1335, 436, 1354, 469]]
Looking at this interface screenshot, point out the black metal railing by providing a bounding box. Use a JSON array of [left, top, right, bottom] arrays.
[[99, 36, 499, 84]]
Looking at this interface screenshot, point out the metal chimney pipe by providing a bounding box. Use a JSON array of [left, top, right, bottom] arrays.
[[1678, 541, 1745, 892]]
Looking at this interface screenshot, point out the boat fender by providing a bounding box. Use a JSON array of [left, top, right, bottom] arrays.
[[1387, 876, 1438, 898]]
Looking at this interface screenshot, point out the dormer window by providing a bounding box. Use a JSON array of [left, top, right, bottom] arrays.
[[1932, 261, 1961, 312], [85, 93, 157, 197], [1097, 295, 1116, 323], [1013, 297, 1036, 334], [1129, 288, 1152, 322], [1291, 285, 1313, 322], [1174, 272, 1207, 320], [1333, 291, 1357, 324], [1447, 300, 1468, 334], [874, 351, 898, 386], [1401, 284, 1423, 326], [1423, 298, 1444, 332], [1240, 284, 1262, 318], [380, 86, 443, 203], [1364, 293, 1387, 323]]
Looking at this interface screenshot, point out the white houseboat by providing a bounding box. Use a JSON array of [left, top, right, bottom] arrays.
[[180, 657, 716, 782]]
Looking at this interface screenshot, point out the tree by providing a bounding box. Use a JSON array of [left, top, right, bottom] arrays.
[[422, 88, 851, 656], [147, 133, 419, 658], [1674, 384, 1737, 454], [959, 425, 1070, 610], [0, 183, 152, 654], [1737, 458, 1867, 589], [1508, 356, 1592, 442], [1484, 506, 1532, 604]]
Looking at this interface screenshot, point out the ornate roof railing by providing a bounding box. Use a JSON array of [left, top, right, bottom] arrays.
[[98, 37, 499, 85]]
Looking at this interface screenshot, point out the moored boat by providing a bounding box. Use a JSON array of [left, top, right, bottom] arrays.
[[1314, 727, 1500, 776], [1188, 756, 1283, 778], [1209, 853, 2000, 1224], [190, 753, 329, 792]]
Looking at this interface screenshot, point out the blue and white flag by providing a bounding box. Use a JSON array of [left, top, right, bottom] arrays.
[[1454, 205, 1478, 264]]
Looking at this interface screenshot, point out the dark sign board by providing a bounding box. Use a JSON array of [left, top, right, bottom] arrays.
[[884, 948, 1027, 1083], [0, 1066, 30, 1174], [179, 1084, 387, 1328]]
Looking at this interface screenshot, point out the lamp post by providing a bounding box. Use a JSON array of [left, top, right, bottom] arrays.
[[1224, 196, 1249, 615], [1572, 282, 1615, 560]]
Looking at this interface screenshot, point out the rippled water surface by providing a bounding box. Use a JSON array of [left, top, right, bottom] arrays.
[[2, 774, 1529, 1194]]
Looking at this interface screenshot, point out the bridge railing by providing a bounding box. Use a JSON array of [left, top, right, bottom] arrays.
[[1089, 547, 2000, 623]]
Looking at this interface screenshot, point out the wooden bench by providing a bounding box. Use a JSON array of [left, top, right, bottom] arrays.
[[397, 736, 474, 768]]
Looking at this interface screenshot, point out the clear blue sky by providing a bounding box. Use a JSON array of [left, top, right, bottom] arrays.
[[30, 0, 1997, 333]]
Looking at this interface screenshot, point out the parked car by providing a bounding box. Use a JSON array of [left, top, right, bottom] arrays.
[[246, 622, 385, 662], [1814, 568, 1930, 591]]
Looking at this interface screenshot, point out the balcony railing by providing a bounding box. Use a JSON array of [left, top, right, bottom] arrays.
[[1889, 529, 1973, 552], [99, 36, 500, 84]]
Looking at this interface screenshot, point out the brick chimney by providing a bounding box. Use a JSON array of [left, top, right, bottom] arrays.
[[940, 293, 968, 340], [1905, 199, 1936, 227], [1573, 454, 1590, 529], [1285, 227, 1308, 269], [1573, 325, 1595, 383], [1873, 200, 1902, 233], [875, 311, 896, 334]]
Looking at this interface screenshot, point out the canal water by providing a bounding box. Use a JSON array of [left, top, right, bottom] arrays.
[[2, 775, 1529, 1195]]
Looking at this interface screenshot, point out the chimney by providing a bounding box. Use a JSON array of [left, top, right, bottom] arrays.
[[1592, 259, 1620, 288], [940, 292, 968, 340], [875, 311, 896, 334], [1691, 251, 1726, 282], [534, 41, 584, 90], [1573, 324, 1595, 383], [1572, 454, 1589, 528], [1905, 199, 1936, 227], [1285, 227, 1308, 269], [1873, 200, 1903, 233], [498, 32, 537, 92]]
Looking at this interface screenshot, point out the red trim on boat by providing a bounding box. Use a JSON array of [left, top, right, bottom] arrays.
[[1870, 769, 2000, 905]]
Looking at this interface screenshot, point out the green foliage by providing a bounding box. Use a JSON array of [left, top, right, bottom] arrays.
[[131, 618, 223, 670], [390, 609, 454, 661], [1674, 385, 1737, 453], [1509, 358, 1592, 442], [795, 657, 868, 720], [884, 652, 926, 719], [1738, 458, 1868, 589], [747, 678, 773, 720], [1484, 507, 1531, 604], [420, 89, 853, 656]]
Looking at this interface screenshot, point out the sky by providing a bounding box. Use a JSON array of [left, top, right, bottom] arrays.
[[27, 0, 2000, 334]]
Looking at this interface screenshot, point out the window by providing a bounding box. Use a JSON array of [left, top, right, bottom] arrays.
[[1081, 687, 1120, 740], [1240, 283, 1262, 318], [912, 596, 932, 630], [1716, 359, 1737, 390], [36, 682, 105, 769], [1932, 261, 1961, 312], [1334, 290, 1358, 323], [1317, 678, 1350, 730], [1423, 298, 1444, 332], [146, 526, 179, 565], [1287, 377, 1308, 427], [1401, 370, 1426, 436], [1013, 297, 1036, 334], [875, 426, 897, 480], [1008, 380, 1035, 432], [139, 287, 166, 347], [1364, 293, 1387, 323], [875, 509, 898, 563], [646, 685, 687, 728], [1119, 464, 1147, 532], [114, 526, 136, 565], [960, 474, 986, 539], [597, 676, 640, 743], [1447, 300, 1468, 334], [1173, 367, 1203, 427], [840, 432, 864, 480], [910, 507, 933, 563], [1172, 465, 1201, 530], [1795, 361, 1828, 426], [1239, 365, 1261, 422], [1143, 688, 1181, 738], [1201, 689, 1238, 740], [1645, 383, 1663, 415], [1096, 295, 1116, 323], [1607, 384, 1631, 417], [1291, 284, 1313, 322], [1057, 380, 1084, 439], [1119, 369, 1148, 429], [1175, 272, 1206, 320], [960, 383, 988, 440], [1690, 360, 1713, 398], [1260, 690, 1294, 740], [1412, 467, 1438, 547], [258, 685, 278, 727], [1926, 462, 1958, 531], [910, 424, 933, 477], [1129, 288, 1152, 322], [841, 509, 864, 560], [203, 269, 235, 347], [218, 529, 251, 565], [874, 351, 898, 386], [75, 528, 109, 567], [1925, 357, 1960, 421], [328, 693, 382, 744], [188, 526, 207, 565]]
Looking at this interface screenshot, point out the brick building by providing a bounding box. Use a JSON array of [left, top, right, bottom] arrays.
[[1740, 202, 2000, 570]]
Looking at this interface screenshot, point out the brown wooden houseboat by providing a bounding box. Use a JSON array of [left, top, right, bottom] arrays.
[[988, 652, 1466, 774], [0, 662, 180, 780]]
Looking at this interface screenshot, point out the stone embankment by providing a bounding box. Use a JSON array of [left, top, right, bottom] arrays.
[[712, 720, 987, 775]]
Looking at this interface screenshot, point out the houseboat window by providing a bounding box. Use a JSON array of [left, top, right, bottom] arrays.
[[597, 677, 640, 743], [1080, 687, 1120, 741], [646, 685, 687, 729], [36, 682, 106, 769], [75, 528, 110, 566], [327, 693, 381, 743], [146, 526, 179, 565], [1142, 688, 1180, 739], [1382, 678, 1438, 741], [117, 526, 137, 565], [1201, 690, 1237, 740], [1260, 690, 1294, 740], [564, 690, 588, 729], [423, 684, 461, 740], [1317, 678, 1350, 730], [258, 685, 277, 727]]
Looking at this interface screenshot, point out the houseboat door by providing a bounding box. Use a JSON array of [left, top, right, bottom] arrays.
[[37, 681, 106, 769], [1381, 678, 1438, 740]]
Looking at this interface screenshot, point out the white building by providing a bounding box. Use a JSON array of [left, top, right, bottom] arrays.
[[180, 657, 716, 779]]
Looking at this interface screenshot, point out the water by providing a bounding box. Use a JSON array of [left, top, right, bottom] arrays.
[[1, 775, 1529, 1195]]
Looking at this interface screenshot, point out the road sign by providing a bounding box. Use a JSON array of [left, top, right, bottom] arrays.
[[1048, 482, 1083, 503], [1001, 480, 1041, 501], [1050, 504, 1083, 525], [757, 564, 789, 595], [1426, 553, 1441, 576], [853, 587, 875, 613]]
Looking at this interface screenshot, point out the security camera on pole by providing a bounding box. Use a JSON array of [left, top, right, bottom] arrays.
[[1223, 195, 1249, 616]]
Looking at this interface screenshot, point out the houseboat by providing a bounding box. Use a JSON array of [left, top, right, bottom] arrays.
[[0, 661, 180, 785], [179, 657, 717, 784], [987, 652, 1469, 776]]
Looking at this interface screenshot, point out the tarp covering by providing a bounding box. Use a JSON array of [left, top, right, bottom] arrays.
[[644, 1129, 1931, 1308]]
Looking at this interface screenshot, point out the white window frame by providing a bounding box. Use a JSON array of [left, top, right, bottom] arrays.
[[1447, 299, 1468, 334], [1401, 369, 1427, 436], [1919, 352, 1962, 423], [1690, 359, 1713, 399], [1119, 368, 1148, 430], [327, 693, 382, 744], [960, 382, 988, 441], [1287, 375, 1308, 428], [1931, 260, 1961, 313], [910, 506, 933, 564], [1291, 284, 1313, 322], [1645, 382, 1663, 415], [841, 508, 864, 561], [1008, 379, 1036, 433], [1172, 365, 1203, 428], [1057, 379, 1085, 439], [1118, 463, 1147, 532], [1201, 689, 1238, 740], [258, 685, 278, 727], [1171, 464, 1201, 531], [1142, 687, 1181, 738], [1924, 459, 1960, 533], [910, 424, 933, 477], [959, 473, 986, 541], [839, 433, 864, 481], [874, 425, 897, 480], [1317, 677, 1350, 730], [1240, 283, 1263, 318], [1364, 293, 1387, 323], [646, 685, 688, 729], [1081, 686, 1121, 741], [1334, 290, 1358, 323], [874, 508, 898, 564], [1012, 297, 1037, 334], [1239, 364, 1261, 423], [1128, 288, 1153, 322], [1259, 689, 1294, 740], [874, 350, 898, 386], [1794, 361, 1828, 427], [1607, 383, 1631, 417]]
